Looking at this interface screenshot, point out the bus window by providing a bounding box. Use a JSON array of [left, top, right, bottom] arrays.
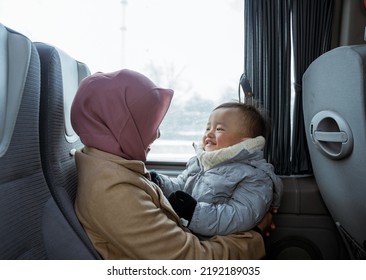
[[0, 0, 244, 162]]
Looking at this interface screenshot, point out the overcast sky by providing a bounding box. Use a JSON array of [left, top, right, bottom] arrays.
[[0, 0, 243, 101]]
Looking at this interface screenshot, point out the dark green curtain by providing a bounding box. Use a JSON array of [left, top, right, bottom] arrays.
[[291, 0, 334, 174], [243, 0, 292, 175], [243, 0, 334, 175]]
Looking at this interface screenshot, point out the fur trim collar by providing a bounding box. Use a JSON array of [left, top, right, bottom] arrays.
[[195, 136, 265, 171]]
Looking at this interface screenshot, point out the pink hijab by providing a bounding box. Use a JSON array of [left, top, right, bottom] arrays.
[[71, 69, 173, 162]]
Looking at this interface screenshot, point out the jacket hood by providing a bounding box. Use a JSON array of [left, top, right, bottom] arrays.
[[194, 140, 283, 208], [71, 69, 173, 162]]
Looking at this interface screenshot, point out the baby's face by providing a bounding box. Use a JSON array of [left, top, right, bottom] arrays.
[[202, 108, 248, 151]]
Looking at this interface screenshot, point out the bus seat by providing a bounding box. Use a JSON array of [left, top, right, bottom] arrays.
[[0, 23, 51, 259], [0, 23, 98, 260], [35, 42, 100, 259], [303, 45, 366, 259]]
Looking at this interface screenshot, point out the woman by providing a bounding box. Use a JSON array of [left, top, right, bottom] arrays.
[[70, 69, 270, 259]]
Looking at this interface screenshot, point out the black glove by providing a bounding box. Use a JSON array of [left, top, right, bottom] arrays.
[[168, 191, 197, 223], [149, 171, 161, 186]]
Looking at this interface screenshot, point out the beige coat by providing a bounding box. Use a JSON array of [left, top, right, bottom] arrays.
[[74, 147, 265, 260]]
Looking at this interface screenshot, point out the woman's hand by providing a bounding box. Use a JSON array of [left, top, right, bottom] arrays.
[[257, 208, 278, 236]]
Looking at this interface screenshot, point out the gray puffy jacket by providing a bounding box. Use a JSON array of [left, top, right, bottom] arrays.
[[157, 149, 283, 237]]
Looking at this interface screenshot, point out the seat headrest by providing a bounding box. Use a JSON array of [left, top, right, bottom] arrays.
[[35, 42, 91, 143], [0, 24, 34, 157], [57, 48, 91, 143]]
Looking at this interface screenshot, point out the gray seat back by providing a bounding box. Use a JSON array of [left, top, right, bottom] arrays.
[[0, 23, 49, 259], [35, 42, 100, 259], [303, 45, 366, 259]]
